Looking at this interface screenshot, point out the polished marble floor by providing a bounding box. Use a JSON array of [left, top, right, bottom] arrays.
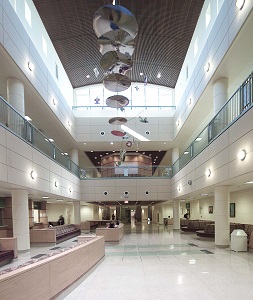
[[2, 221, 253, 300]]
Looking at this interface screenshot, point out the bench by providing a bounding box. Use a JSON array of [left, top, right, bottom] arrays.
[[30, 224, 81, 244], [96, 223, 124, 242], [181, 220, 214, 232], [196, 223, 245, 237], [0, 238, 18, 267], [0, 236, 105, 300]]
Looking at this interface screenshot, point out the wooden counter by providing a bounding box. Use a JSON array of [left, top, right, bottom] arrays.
[[96, 224, 124, 242]]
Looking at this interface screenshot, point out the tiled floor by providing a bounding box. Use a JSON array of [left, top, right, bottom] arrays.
[[2, 221, 253, 300]]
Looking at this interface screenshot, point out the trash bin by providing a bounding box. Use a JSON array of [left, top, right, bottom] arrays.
[[230, 229, 247, 252]]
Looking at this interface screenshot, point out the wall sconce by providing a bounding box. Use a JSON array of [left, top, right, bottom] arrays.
[[188, 180, 192, 185], [177, 120, 180, 126], [103, 191, 108, 196], [177, 185, 181, 192], [69, 187, 72, 193], [67, 120, 71, 127], [205, 169, 211, 177], [188, 98, 192, 106], [204, 62, 210, 72], [52, 98, 57, 106], [236, 0, 245, 9], [55, 181, 59, 187], [28, 61, 34, 71], [30, 171, 37, 179], [237, 149, 246, 161]]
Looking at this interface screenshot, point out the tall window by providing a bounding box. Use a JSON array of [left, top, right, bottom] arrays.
[[25, 1, 32, 27]]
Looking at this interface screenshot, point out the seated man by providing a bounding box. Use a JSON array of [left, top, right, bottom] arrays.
[[109, 222, 115, 228]]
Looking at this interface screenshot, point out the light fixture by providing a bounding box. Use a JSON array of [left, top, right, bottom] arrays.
[[177, 185, 181, 192], [157, 73, 161, 78], [205, 168, 211, 177], [48, 138, 54, 142], [188, 180, 192, 185], [86, 75, 90, 78], [177, 120, 180, 126], [28, 61, 34, 71], [52, 98, 57, 106], [24, 116, 32, 122], [195, 137, 202, 141], [55, 181, 59, 187], [200, 193, 209, 196], [188, 98, 192, 106], [68, 120, 71, 127], [244, 181, 253, 184], [140, 72, 143, 76], [64, 152, 68, 156], [204, 62, 210, 72], [57, 199, 63, 202], [184, 151, 189, 154], [237, 149, 246, 161], [110, 142, 114, 145], [30, 170, 37, 179], [69, 187, 72, 193], [121, 125, 150, 142], [236, 0, 245, 9], [42, 196, 49, 199]]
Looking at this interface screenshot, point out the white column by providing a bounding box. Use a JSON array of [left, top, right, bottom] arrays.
[[213, 78, 228, 115], [7, 78, 25, 116], [12, 190, 30, 251], [73, 201, 81, 225], [70, 148, 79, 166], [172, 148, 179, 164], [214, 186, 230, 246], [173, 199, 180, 230]]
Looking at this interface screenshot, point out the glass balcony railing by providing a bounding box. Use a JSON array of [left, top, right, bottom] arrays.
[[172, 72, 253, 175], [0, 71, 252, 179]]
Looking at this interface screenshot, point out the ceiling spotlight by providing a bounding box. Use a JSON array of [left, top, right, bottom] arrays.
[[204, 62, 210, 72], [195, 137, 202, 141], [177, 185, 181, 192], [69, 187, 72, 193], [28, 61, 34, 71], [140, 72, 143, 76], [68, 120, 71, 127], [237, 149, 246, 161], [52, 98, 57, 106], [157, 73, 161, 78], [236, 0, 245, 9], [55, 181, 59, 187], [86, 75, 90, 78], [205, 169, 211, 177], [30, 171, 37, 179]]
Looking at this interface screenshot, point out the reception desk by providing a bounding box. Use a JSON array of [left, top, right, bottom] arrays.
[[96, 224, 124, 242]]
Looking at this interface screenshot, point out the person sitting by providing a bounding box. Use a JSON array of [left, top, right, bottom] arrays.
[[109, 222, 115, 228], [115, 219, 119, 225], [58, 215, 65, 225], [184, 213, 189, 219]]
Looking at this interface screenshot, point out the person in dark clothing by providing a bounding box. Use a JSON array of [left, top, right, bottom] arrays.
[[112, 214, 115, 220], [58, 215, 65, 225], [184, 213, 189, 219]]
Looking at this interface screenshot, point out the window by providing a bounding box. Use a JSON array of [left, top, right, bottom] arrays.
[[42, 35, 47, 56], [55, 63, 59, 79], [194, 37, 198, 57], [25, 1, 32, 27], [206, 3, 211, 28]]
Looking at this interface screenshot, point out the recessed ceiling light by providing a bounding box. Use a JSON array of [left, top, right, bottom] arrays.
[[86, 75, 90, 78], [91, 150, 93, 152], [244, 181, 253, 184], [184, 151, 189, 154], [25, 116, 32, 122], [140, 72, 143, 76], [42, 196, 49, 199], [110, 142, 114, 145], [196, 137, 202, 141], [157, 73, 161, 78], [200, 193, 209, 196]]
